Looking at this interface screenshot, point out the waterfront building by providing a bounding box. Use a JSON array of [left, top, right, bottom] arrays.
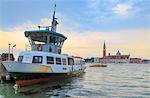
[[130, 58, 143, 63], [93, 57, 100, 63], [99, 42, 130, 63], [142, 59, 150, 63]]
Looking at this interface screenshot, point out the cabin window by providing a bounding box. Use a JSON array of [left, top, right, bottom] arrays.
[[49, 47, 52, 52], [78, 60, 80, 65], [18, 56, 23, 62], [74, 60, 77, 65], [32, 56, 43, 64], [75, 60, 78, 65], [80, 60, 82, 65], [68, 58, 74, 65], [77, 60, 79, 65], [56, 58, 61, 65], [47, 56, 54, 64], [62, 58, 67, 65], [45, 36, 47, 43]]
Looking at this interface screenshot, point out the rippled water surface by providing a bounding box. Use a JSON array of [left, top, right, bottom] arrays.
[[0, 63, 150, 98]]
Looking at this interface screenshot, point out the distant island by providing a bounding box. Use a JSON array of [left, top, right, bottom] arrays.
[[85, 42, 150, 64]]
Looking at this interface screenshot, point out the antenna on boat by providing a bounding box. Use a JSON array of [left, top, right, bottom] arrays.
[[51, 4, 59, 32]]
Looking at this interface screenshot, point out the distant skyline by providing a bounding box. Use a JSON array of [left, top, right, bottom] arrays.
[[0, 0, 150, 59]]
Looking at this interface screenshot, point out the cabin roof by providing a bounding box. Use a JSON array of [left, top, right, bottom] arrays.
[[24, 30, 67, 40]]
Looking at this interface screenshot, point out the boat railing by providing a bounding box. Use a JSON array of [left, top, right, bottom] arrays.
[[38, 26, 51, 31]]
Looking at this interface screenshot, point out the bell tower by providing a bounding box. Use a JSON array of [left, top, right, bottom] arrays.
[[103, 42, 106, 58]]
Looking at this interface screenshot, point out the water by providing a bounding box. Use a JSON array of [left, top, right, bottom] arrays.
[[0, 63, 150, 98]]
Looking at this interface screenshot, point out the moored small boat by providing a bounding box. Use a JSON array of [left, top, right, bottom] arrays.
[[90, 64, 107, 67]]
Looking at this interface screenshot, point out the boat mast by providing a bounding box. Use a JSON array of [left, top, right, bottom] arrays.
[[51, 4, 58, 32]]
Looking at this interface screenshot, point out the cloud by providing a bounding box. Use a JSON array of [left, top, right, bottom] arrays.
[[0, 0, 149, 60], [62, 29, 149, 58], [0, 18, 51, 49], [0, 18, 52, 58], [0, 30, 28, 49], [0, 17, 149, 59], [112, 4, 132, 16], [12, 18, 51, 31]]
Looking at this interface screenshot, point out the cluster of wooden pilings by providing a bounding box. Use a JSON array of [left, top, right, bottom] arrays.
[[0, 60, 14, 83]]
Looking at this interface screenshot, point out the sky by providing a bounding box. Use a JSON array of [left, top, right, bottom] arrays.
[[0, 0, 150, 59]]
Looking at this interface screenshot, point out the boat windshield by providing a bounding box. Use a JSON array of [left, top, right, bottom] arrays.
[[18, 56, 23, 62], [68, 58, 74, 65]]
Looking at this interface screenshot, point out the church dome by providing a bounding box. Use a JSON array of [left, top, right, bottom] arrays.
[[116, 50, 121, 56]]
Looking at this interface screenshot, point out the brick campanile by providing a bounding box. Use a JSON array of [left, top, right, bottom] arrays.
[[103, 42, 106, 58]]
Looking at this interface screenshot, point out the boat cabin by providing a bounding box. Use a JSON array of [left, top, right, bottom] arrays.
[[24, 5, 67, 54], [25, 30, 67, 54], [17, 51, 85, 66]]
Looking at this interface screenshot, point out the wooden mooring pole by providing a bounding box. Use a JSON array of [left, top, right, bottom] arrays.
[[0, 60, 12, 83]]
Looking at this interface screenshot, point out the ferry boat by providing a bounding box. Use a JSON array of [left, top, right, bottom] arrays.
[[2, 5, 86, 86]]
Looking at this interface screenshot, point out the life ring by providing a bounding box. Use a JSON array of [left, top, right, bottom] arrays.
[[37, 44, 42, 51]]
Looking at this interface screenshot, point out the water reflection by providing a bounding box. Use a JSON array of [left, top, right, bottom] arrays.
[[15, 78, 72, 94], [0, 72, 85, 98], [14, 73, 85, 97], [0, 64, 150, 98]]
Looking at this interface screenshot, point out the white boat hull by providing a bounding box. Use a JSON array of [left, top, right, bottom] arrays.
[[2, 61, 86, 86]]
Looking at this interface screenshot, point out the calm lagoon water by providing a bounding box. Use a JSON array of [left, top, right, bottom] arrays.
[[0, 63, 150, 98]]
